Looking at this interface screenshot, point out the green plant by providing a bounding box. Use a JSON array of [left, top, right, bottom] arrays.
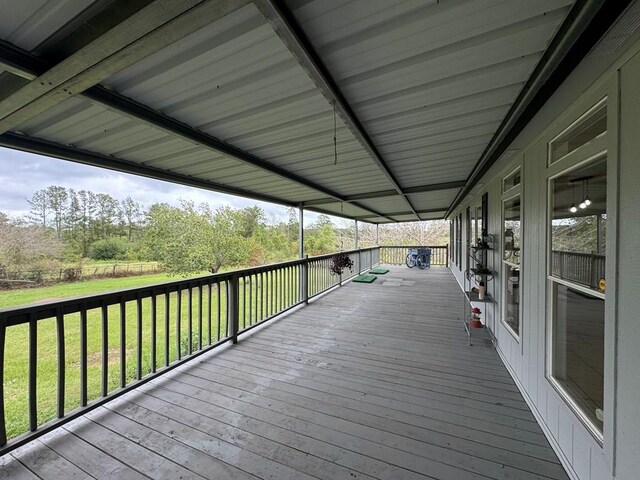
[[89, 237, 131, 260]]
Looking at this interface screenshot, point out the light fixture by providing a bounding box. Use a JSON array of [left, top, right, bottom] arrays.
[[583, 178, 592, 206], [579, 178, 587, 208], [569, 181, 577, 213]]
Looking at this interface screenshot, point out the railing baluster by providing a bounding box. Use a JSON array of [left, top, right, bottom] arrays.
[[248, 274, 253, 327], [259, 272, 263, 321], [80, 307, 88, 407], [136, 294, 142, 380], [101, 302, 108, 396], [229, 275, 239, 344], [120, 299, 126, 388], [217, 281, 223, 340], [176, 286, 182, 360], [0, 320, 6, 446], [56, 309, 65, 418], [207, 281, 212, 346], [164, 289, 170, 367], [28, 313, 37, 431], [151, 293, 157, 373], [198, 284, 203, 350], [187, 286, 193, 356]]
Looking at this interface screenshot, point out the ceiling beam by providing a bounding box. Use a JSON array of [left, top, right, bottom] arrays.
[[0, 132, 293, 207], [446, 0, 633, 217], [254, 0, 420, 220], [0, 41, 395, 223], [355, 208, 447, 220], [304, 180, 466, 206], [0, 0, 255, 135]]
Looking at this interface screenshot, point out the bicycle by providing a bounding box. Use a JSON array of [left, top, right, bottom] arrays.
[[405, 248, 431, 269]]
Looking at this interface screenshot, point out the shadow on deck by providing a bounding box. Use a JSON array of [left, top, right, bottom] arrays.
[[2, 266, 569, 480]]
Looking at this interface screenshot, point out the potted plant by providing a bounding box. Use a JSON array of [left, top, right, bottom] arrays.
[[470, 307, 483, 328], [329, 252, 354, 275]]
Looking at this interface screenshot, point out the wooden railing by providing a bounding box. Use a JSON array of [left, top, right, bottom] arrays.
[[551, 250, 605, 290], [0, 247, 379, 454], [379, 245, 449, 267]]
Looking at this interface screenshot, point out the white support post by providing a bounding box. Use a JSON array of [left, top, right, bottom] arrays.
[[355, 220, 359, 249], [376, 224, 379, 246], [298, 204, 304, 259]]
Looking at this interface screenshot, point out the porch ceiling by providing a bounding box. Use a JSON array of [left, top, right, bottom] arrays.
[[0, 0, 629, 223]]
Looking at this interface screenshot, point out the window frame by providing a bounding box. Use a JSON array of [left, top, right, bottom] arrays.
[[545, 98, 610, 444], [501, 190, 522, 342]]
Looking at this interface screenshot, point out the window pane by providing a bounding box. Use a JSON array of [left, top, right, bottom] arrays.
[[503, 194, 521, 338], [503, 168, 521, 192], [504, 263, 520, 335], [550, 103, 606, 164], [503, 197, 521, 264], [552, 283, 604, 432], [550, 158, 606, 292]]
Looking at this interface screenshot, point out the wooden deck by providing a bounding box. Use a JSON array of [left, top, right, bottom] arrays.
[[1, 267, 569, 480]]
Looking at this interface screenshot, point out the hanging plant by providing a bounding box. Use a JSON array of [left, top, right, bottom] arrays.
[[329, 252, 353, 275]]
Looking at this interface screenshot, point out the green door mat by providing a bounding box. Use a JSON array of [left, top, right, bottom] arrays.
[[353, 274, 377, 283], [369, 267, 389, 274]]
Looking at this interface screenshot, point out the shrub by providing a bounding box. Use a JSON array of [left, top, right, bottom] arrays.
[[89, 237, 131, 260]]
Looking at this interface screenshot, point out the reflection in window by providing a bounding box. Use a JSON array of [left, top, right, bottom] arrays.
[[503, 195, 521, 337], [549, 155, 607, 437], [550, 102, 606, 164], [503, 168, 521, 192], [552, 283, 604, 432], [550, 158, 606, 292]]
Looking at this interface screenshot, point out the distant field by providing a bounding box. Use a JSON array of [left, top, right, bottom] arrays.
[[0, 272, 178, 309]]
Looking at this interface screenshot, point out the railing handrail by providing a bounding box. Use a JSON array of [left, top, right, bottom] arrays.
[[0, 247, 380, 325], [552, 249, 605, 258]]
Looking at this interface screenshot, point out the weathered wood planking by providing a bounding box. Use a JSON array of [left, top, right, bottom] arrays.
[[4, 266, 569, 480]]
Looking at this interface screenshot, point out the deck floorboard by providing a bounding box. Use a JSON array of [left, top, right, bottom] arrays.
[[7, 266, 569, 480]]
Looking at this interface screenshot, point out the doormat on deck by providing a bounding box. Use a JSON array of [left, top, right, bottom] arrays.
[[352, 274, 377, 283], [369, 267, 389, 274]]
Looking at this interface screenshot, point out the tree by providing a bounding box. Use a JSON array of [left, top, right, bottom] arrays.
[[26, 189, 48, 227], [305, 216, 338, 255], [141, 202, 248, 275], [45, 185, 68, 239], [94, 193, 121, 238], [0, 215, 64, 279], [120, 197, 142, 241]]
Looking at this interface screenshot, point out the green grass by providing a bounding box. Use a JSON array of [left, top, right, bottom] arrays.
[[0, 273, 179, 310], [2, 266, 313, 440]]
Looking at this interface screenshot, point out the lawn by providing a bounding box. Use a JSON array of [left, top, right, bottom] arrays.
[[1, 267, 310, 440]]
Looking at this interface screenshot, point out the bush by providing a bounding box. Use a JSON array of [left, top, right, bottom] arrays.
[[89, 237, 131, 260]]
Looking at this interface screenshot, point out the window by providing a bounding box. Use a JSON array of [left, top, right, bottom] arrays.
[[549, 156, 607, 437], [502, 195, 521, 338], [503, 168, 521, 193], [456, 214, 462, 269], [549, 100, 606, 165], [450, 220, 454, 261]]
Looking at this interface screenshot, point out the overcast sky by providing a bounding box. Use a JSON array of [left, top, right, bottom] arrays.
[[0, 147, 325, 224]]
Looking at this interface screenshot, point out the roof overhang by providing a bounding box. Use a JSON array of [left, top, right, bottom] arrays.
[[0, 0, 632, 223]]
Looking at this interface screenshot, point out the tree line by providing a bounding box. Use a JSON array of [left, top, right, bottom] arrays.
[[1, 184, 450, 281]]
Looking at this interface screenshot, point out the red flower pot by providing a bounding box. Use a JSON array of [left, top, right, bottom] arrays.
[[470, 318, 483, 328]]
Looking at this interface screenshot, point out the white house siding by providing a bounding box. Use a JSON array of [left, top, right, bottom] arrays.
[[448, 7, 640, 479]]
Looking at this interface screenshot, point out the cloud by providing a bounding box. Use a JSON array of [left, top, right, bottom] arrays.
[[0, 147, 326, 224]]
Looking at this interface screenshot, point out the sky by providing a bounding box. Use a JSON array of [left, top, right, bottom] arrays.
[[0, 147, 326, 225]]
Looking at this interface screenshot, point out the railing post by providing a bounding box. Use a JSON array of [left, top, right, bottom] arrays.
[[358, 249, 362, 274], [302, 255, 309, 304], [0, 319, 6, 446], [446, 244, 449, 267], [228, 274, 240, 344]]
